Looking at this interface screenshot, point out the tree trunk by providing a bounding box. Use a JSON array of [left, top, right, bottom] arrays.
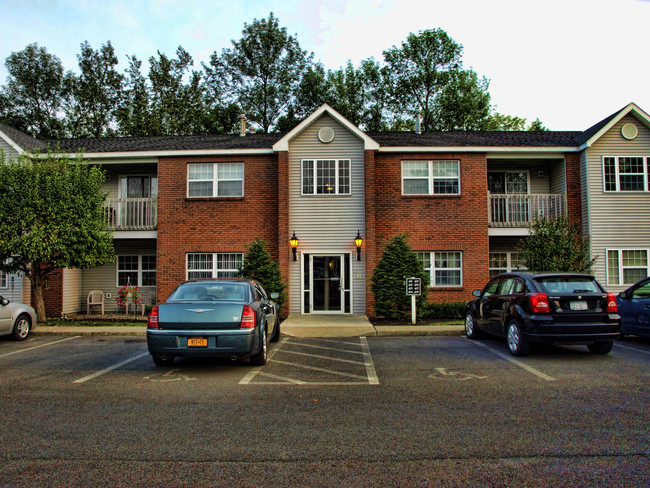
[[32, 282, 48, 324]]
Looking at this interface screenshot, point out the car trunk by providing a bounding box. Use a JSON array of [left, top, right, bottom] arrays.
[[535, 276, 610, 322], [157, 302, 246, 330]]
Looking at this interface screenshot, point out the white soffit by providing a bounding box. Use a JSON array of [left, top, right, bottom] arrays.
[[272, 103, 379, 151]]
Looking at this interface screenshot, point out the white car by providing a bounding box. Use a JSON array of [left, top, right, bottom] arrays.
[[0, 295, 37, 340]]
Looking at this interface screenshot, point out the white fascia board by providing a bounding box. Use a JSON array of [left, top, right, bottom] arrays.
[[488, 227, 530, 237], [272, 103, 380, 151], [579, 102, 650, 150], [55, 148, 275, 160], [378, 146, 578, 154], [0, 130, 25, 154]]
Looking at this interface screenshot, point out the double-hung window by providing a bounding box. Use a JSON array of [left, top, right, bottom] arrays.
[[187, 253, 243, 279], [0, 271, 6, 288], [489, 252, 526, 278], [607, 249, 649, 285], [416, 251, 463, 287], [188, 163, 244, 197], [402, 160, 460, 195], [302, 159, 351, 195], [603, 157, 649, 192], [117, 255, 157, 287]]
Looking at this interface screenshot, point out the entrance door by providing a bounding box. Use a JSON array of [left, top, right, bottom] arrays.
[[311, 255, 344, 313]]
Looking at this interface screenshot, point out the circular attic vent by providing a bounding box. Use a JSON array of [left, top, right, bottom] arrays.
[[621, 123, 638, 140], [318, 127, 335, 143]]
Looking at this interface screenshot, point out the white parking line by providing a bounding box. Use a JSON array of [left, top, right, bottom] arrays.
[[73, 352, 150, 384], [239, 337, 288, 384], [361, 337, 379, 385], [616, 343, 650, 356], [278, 349, 366, 365], [269, 358, 369, 380], [0, 336, 80, 359], [469, 340, 556, 382]]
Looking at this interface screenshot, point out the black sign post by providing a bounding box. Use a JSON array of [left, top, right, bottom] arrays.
[[405, 278, 421, 324]]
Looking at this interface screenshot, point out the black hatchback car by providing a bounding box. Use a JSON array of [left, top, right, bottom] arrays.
[[464, 272, 621, 356]]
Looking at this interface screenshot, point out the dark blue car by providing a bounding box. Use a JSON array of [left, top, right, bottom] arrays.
[[617, 276, 650, 338]]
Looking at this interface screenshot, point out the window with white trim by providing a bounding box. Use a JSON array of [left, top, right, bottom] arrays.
[[402, 160, 460, 195], [117, 255, 156, 287], [489, 252, 526, 278], [603, 157, 649, 192], [416, 251, 462, 287], [188, 163, 244, 197], [607, 249, 649, 285], [301, 159, 351, 195], [187, 253, 243, 279], [0, 271, 6, 288]]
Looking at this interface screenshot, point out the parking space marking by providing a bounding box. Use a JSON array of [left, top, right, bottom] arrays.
[[616, 343, 650, 356], [239, 337, 288, 384], [361, 337, 379, 385], [73, 352, 149, 384], [277, 349, 367, 365], [269, 358, 369, 380], [469, 340, 556, 382], [0, 336, 80, 359]]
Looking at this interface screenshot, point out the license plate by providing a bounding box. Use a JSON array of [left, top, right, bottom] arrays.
[[570, 301, 588, 311], [188, 337, 207, 347]]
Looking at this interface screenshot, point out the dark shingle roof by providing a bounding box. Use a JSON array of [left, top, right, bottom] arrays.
[[0, 122, 48, 151], [367, 130, 584, 147]]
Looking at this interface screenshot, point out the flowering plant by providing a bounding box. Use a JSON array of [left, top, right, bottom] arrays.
[[115, 285, 142, 308]]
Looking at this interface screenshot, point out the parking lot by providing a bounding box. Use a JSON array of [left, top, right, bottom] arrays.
[[1, 333, 648, 486]]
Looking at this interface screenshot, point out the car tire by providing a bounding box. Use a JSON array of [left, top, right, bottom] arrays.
[[249, 331, 267, 366], [506, 320, 530, 356], [152, 354, 175, 367], [270, 320, 280, 343], [464, 312, 482, 339], [587, 341, 614, 355], [12, 314, 31, 341]]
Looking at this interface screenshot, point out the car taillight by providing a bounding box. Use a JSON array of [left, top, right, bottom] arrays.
[[147, 305, 159, 329], [240, 305, 256, 328], [530, 293, 550, 313], [606, 293, 618, 313]]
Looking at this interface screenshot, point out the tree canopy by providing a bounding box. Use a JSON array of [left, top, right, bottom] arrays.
[[0, 149, 115, 321], [0, 16, 546, 137]]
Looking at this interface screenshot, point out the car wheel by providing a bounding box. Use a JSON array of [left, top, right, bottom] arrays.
[[152, 354, 175, 367], [506, 320, 530, 356], [12, 314, 31, 341], [249, 331, 267, 366], [270, 320, 280, 343], [587, 341, 614, 355], [464, 312, 482, 339]]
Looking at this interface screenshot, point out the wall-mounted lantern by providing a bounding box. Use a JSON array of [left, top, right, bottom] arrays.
[[355, 231, 363, 261], [290, 231, 299, 261]]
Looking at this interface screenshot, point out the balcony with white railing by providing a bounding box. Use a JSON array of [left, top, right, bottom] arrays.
[[488, 193, 566, 228], [104, 197, 157, 231]]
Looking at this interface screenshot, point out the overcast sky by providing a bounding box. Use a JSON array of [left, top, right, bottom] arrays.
[[1, 0, 648, 131]]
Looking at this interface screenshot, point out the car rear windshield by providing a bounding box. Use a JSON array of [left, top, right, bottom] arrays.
[[535, 277, 600, 295], [169, 283, 249, 302]]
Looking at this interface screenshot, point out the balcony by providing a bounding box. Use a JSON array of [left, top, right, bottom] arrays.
[[104, 197, 157, 231], [489, 193, 566, 228]]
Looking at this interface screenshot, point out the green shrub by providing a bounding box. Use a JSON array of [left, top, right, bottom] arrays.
[[239, 238, 287, 308], [423, 301, 465, 319]]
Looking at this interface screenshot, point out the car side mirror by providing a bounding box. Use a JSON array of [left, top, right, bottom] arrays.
[[618, 291, 627, 299], [270, 292, 279, 299], [472, 290, 481, 297], [1, 298, 9, 306]]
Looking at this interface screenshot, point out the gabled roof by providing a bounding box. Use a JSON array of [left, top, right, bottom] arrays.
[[272, 104, 380, 151], [0, 122, 47, 154], [575, 102, 650, 148]]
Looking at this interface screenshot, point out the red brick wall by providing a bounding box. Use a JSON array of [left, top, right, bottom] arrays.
[[33, 268, 63, 317], [565, 152, 583, 230], [370, 152, 490, 309], [276, 151, 290, 317], [157, 155, 279, 302]]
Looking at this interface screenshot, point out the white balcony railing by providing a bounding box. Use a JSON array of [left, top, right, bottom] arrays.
[[489, 193, 566, 227], [104, 197, 157, 231]]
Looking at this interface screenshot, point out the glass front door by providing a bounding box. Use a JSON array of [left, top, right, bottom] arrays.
[[312, 256, 342, 313]]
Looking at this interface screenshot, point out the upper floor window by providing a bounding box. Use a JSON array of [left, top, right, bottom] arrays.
[[0, 271, 6, 288], [187, 253, 243, 279], [607, 249, 649, 285], [188, 163, 244, 198], [117, 255, 156, 287], [603, 157, 649, 192], [402, 160, 460, 195], [302, 159, 351, 195], [416, 251, 462, 287]]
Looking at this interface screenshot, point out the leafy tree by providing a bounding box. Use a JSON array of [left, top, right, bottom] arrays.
[[370, 234, 429, 319], [65, 41, 124, 138], [383, 28, 463, 132], [205, 12, 312, 133], [482, 111, 527, 131], [0, 150, 115, 322], [239, 238, 286, 308], [327, 61, 366, 127], [516, 217, 595, 273], [436, 69, 492, 130], [527, 118, 548, 131], [115, 55, 153, 136], [0, 43, 70, 138]]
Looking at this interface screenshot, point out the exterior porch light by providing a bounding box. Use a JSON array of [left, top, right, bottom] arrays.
[[355, 231, 363, 261], [290, 232, 299, 261]]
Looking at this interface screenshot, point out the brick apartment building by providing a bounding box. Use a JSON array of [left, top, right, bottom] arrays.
[[1, 103, 649, 321]]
